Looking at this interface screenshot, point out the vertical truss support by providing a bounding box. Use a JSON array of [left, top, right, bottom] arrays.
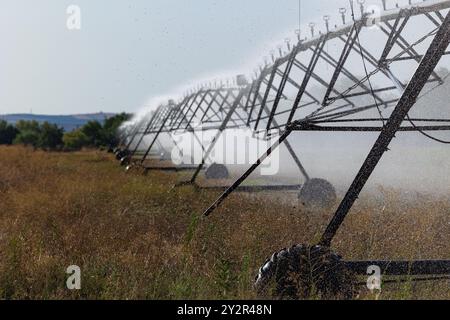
[[287, 37, 327, 125], [173, 92, 201, 131], [198, 89, 223, 124], [319, 11, 450, 247], [189, 88, 248, 184], [254, 62, 280, 130], [199, 89, 233, 124], [247, 72, 266, 126], [379, 10, 411, 65], [266, 46, 299, 131], [322, 23, 361, 106], [184, 90, 212, 130], [175, 97, 197, 131], [380, 21, 442, 83]]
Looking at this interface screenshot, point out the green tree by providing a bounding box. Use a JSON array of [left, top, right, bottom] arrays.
[[15, 120, 41, 134], [63, 129, 90, 151], [38, 122, 64, 150], [0, 120, 19, 145], [102, 113, 130, 147], [13, 120, 42, 147], [12, 120, 63, 150], [81, 121, 104, 147], [13, 130, 41, 147], [103, 113, 130, 131]]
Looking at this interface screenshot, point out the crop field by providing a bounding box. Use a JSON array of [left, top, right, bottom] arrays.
[[0, 146, 448, 300]]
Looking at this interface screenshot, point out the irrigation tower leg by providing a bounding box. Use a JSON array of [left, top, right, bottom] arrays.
[[203, 129, 292, 216], [140, 109, 175, 165], [123, 123, 144, 152]]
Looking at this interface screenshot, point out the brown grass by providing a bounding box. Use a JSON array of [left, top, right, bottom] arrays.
[[0, 146, 448, 300]]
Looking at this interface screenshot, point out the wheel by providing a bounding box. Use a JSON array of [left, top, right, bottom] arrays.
[[255, 245, 357, 300], [205, 163, 229, 180], [120, 156, 130, 166], [298, 178, 336, 208], [115, 150, 126, 160], [116, 149, 131, 161]]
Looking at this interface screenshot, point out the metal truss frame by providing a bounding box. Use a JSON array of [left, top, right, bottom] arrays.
[[200, 1, 450, 278], [116, 0, 450, 279]]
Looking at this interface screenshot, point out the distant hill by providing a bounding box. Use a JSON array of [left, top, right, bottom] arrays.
[[0, 113, 116, 132]]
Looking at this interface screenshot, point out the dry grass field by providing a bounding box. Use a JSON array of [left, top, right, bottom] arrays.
[[0, 146, 448, 299]]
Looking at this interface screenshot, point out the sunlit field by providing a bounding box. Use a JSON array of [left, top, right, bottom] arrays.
[[0, 146, 448, 299]]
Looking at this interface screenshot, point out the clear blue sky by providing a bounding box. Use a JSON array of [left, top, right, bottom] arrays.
[[1, 0, 393, 115]]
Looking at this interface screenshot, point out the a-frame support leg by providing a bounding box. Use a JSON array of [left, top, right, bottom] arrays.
[[140, 109, 175, 165], [203, 129, 293, 216]]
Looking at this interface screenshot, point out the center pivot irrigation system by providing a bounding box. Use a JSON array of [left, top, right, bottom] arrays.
[[113, 0, 450, 298]]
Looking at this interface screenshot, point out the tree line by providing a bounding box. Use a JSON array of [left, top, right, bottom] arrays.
[[0, 113, 129, 151]]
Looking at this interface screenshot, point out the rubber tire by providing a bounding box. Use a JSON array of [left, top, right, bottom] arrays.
[[115, 151, 123, 160], [255, 245, 357, 300], [205, 163, 229, 180], [298, 178, 336, 209], [120, 156, 130, 166], [115, 150, 126, 160]]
